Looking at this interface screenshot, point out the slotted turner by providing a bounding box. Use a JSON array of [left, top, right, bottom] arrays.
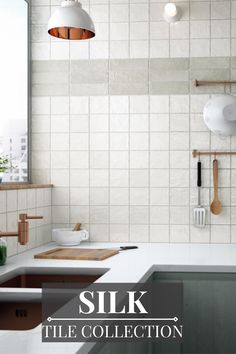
[[194, 160, 206, 227]]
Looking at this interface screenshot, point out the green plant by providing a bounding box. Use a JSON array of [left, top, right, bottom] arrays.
[[0, 155, 12, 173]]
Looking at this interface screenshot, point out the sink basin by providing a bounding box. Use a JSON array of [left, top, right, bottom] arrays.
[[0, 267, 108, 331], [0, 266, 107, 288]]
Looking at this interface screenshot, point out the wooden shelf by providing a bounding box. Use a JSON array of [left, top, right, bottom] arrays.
[[0, 184, 53, 191]]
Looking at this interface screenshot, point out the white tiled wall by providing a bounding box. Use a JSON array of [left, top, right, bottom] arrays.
[[31, 93, 236, 243], [32, 0, 236, 60], [0, 189, 52, 256], [30, 0, 236, 243]]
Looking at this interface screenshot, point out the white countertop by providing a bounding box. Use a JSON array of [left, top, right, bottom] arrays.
[[1, 241, 236, 354]]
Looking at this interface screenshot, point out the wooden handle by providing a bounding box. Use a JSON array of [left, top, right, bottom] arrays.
[[73, 223, 81, 231], [213, 159, 219, 199]]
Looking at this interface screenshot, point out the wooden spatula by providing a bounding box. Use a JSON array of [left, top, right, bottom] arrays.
[[210, 159, 222, 215]]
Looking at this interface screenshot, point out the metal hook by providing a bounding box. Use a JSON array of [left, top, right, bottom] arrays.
[[214, 151, 217, 160], [198, 151, 201, 161]]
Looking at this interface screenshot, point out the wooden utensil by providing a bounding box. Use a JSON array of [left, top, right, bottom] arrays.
[[210, 159, 222, 215], [73, 223, 81, 231]]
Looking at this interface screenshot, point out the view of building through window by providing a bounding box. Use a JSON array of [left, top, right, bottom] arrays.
[[0, 0, 28, 182]]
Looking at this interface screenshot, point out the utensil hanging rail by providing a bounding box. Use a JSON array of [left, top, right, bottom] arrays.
[[192, 150, 236, 158], [194, 80, 236, 87]]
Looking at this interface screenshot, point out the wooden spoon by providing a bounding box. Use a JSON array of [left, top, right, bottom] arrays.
[[210, 159, 222, 215]]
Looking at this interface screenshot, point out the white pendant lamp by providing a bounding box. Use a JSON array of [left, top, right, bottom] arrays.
[[163, 3, 181, 23], [48, 0, 95, 40]]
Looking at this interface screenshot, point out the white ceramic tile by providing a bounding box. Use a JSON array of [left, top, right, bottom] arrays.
[[170, 225, 189, 243], [70, 169, 89, 187], [150, 225, 169, 242], [51, 133, 69, 151], [110, 224, 129, 242], [150, 188, 169, 206], [170, 132, 189, 150], [190, 39, 210, 57], [130, 132, 149, 150], [90, 41, 109, 59], [0, 192, 6, 213], [90, 133, 109, 150], [110, 133, 129, 150], [90, 170, 109, 187], [70, 151, 89, 169], [150, 169, 169, 187], [130, 41, 149, 58], [51, 115, 69, 133], [170, 206, 190, 224], [211, 39, 230, 56], [90, 206, 109, 223], [130, 22, 149, 40], [150, 96, 169, 113], [150, 206, 169, 224], [90, 115, 108, 132], [110, 206, 129, 223], [110, 41, 129, 58], [150, 151, 169, 169], [51, 42, 70, 60], [130, 4, 148, 22], [130, 188, 149, 205], [170, 22, 189, 40], [90, 224, 109, 242], [110, 22, 129, 40], [51, 97, 69, 115], [53, 187, 70, 206], [70, 133, 89, 150], [90, 4, 109, 22], [130, 114, 149, 132], [211, 1, 230, 20], [130, 225, 149, 242], [110, 4, 129, 22], [110, 169, 129, 187], [90, 96, 109, 114], [110, 151, 129, 169], [150, 40, 169, 58], [211, 225, 230, 243], [130, 206, 149, 224], [110, 96, 129, 114], [170, 40, 189, 57], [130, 151, 149, 168], [90, 151, 109, 169], [70, 97, 89, 114], [90, 188, 109, 205], [110, 188, 129, 205], [150, 22, 169, 40], [70, 41, 89, 59], [190, 21, 210, 39], [110, 114, 129, 131], [68, 188, 89, 205]]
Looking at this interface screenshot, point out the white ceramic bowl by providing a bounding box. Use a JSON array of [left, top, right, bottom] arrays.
[[52, 228, 89, 246]]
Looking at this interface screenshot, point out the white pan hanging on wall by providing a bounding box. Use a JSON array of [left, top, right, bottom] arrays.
[[203, 94, 236, 138]]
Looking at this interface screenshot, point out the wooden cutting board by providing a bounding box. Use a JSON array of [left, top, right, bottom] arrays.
[[34, 248, 119, 261]]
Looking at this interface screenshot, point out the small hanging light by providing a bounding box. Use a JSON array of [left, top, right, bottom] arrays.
[[163, 3, 181, 23], [48, 0, 95, 40]]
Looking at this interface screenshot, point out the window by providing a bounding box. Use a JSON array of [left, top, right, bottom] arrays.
[[0, 0, 29, 183]]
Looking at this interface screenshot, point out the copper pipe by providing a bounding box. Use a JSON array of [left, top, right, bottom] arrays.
[[194, 79, 236, 87], [0, 214, 43, 245], [192, 150, 236, 158], [0, 232, 18, 237]]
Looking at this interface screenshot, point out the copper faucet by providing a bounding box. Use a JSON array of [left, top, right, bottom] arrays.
[[0, 213, 43, 245]]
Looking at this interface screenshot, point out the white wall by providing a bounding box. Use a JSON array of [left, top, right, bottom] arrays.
[[30, 0, 236, 243]]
